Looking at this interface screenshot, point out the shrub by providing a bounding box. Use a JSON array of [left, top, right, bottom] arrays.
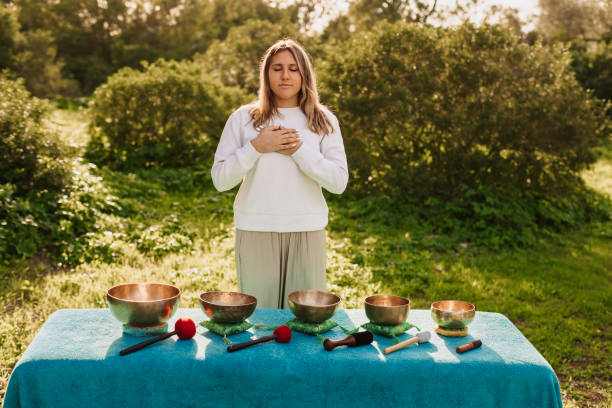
[[319, 22, 611, 247], [571, 39, 612, 116], [320, 22, 610, 199], [10, 29, 80, 98], [86, 59, 250, 169], [0, 74, 69, 196], [134, 214, 195, 258], [0, 75, 118, 264], [0, 5, 18, 69]]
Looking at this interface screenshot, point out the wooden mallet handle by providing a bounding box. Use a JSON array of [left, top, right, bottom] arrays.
[[227, 335, 275, 353], [324, 335, 356, 351], [456, 339, 482, 354], [120, 330, 177, 356], [383, 336, 419, 354]]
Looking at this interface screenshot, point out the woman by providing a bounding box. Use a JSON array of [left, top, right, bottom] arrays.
[[211, 39, 348, 309]]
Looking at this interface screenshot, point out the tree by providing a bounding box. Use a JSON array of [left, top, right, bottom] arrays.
[[572, 40, 612, 115], [538, 0, 612, 41], [0, 5, 19, 69], [194, 18, 301, 96], [6, 0, 304, 94], [321, 0, 438, 41]]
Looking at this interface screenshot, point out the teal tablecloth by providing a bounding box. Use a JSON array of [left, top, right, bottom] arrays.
[[3, 308, 562, 408]]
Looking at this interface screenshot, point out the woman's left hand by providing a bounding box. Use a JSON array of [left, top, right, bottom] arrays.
[[278, 140, 302, 155], [277, 126, 302, 155]]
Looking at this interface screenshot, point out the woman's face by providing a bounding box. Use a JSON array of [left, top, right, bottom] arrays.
[[268, 50, 302, 107]]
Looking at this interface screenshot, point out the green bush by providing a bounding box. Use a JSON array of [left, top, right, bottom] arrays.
[[0, 74, 69, 196], [0, 5, 18, 69], [320, 22, 610, 198], [134, 214, 195, 258], [0, 159, 123, 265], [86, 59, 249, 169], [319, 22, 611, 247], [571, 39, 612, 116], [0, 74, 118, 264], [10, 29, 79, 98]]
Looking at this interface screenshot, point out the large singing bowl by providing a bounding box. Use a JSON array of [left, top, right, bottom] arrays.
[[107, 283, 180, 327], [430, 300, 475, 330], [364, 295, 410, 326], [287, 290, 340, 323], [199, 291, 257, 323]]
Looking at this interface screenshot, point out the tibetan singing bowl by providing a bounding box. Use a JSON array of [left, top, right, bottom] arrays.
[[364, 295, 410, 326], [199, 291, 257, 323], [107, 283, 180, 327], [431, 300, 476, 329], [287, 290, 340, 323]]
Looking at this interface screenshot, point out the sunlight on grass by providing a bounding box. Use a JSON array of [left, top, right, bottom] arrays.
[[42, 108, 90, 152], [583, 160, 612, 197], [326, 236, 382, 309], [0, 230, 239, 399]]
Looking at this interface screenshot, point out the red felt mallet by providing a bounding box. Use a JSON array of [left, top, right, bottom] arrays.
[[227, 325, 291, 353], [119, 317, 197, 356]]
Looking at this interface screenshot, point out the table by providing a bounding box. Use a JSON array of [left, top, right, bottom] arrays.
[[3, 308, 562, 408]]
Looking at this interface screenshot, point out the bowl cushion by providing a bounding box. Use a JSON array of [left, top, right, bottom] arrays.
[[200, 320, 253, 336], [361, 321, 418, 341], [285, 318, 338, 336]]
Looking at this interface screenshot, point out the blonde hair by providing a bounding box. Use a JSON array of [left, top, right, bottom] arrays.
[[249, 39, 333, 136]]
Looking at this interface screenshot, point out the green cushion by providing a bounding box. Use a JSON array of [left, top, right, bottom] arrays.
[[285, 318, 338, 336], [200, 320, 254, 337], [361, 322, 418, 339]]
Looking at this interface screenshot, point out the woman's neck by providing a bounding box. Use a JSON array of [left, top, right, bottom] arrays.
[[274, 97, 299, 108]]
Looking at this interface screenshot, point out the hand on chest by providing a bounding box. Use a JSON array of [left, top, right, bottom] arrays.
[[245, 124, 322, 151]]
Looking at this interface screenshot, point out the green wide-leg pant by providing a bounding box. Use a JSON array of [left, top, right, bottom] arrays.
[[235, 229, 327, 309]]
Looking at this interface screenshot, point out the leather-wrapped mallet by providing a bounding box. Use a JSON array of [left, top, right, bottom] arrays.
[[383, 331, 431, 354], [323, 330, 374, 351]]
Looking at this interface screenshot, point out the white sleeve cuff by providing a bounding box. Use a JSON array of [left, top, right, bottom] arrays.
[[291, 142, 323, 168], [236, 140, 263, 169]]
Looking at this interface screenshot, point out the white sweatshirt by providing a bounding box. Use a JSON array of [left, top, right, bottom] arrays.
[[211, 105, 348, 232]]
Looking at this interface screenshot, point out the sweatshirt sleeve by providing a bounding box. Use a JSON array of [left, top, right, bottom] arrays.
[[211, 109, 262, 192], [291, 112, 349, 194]]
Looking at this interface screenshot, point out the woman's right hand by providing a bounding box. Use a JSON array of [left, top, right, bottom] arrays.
[[251, 126, 300, 153]]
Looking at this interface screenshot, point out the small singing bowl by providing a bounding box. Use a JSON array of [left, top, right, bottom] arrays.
[[287, 290, 341, 323], [199, 291, 257, 323], [364, 295, 410, 326], [430, 300, 476, 330], [107, 283, 180, 327]]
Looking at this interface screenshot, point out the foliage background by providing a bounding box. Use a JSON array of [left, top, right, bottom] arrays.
[[1, 0, 611, 406]]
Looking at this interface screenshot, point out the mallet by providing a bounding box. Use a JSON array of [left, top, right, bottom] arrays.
[[383, 330, 431, 355], [324, 330, 374, 351], [456, 339, 482, 354], [119, 317, 197, 356], [227, 325, 291, 353]]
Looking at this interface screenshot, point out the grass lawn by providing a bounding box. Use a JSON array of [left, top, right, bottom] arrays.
[[1, 109, 610, 406]]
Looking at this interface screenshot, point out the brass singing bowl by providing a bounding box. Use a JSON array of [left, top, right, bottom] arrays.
[[287, 290, 340, 323], [431, 300, 476, 329], [364, 295, 410, 326], [199, 291, 257, 323], [107, 283, 180, 327]]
